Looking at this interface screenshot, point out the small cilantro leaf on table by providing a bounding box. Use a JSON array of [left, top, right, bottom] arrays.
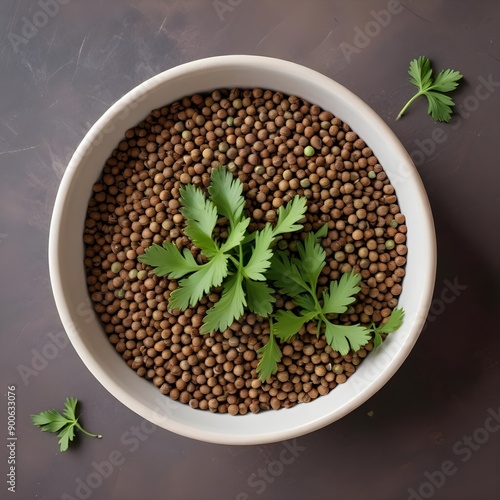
[[31, 397, 101, 452], [397, 56, 463, 122]]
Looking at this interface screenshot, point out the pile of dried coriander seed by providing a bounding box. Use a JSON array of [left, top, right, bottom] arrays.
[[83, 87, 407, 415]]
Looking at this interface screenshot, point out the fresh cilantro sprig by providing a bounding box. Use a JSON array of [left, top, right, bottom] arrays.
[[397, 56, 463, 122], [139, 167, 307, 334], [258, 229, 404, 380], [139, 167, 405, 383], [31, 397, 101, 452], [269, 226, 370, 354]]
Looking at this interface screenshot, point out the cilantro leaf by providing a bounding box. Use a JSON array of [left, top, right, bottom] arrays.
[[296, 232, 326, 290], [58, 424, 75, 452], [200, 271, 246, 334], [432, 68, 463, 92], [243, 224, 274, 281], [220, 218, 250, 252], [321, 271, 362, 314], [324, 321, 371, 355], [408, 55, 432, 89], [397, 56, 463, 122], [63, 397, 78, 420], [169, 252, 228, 310], [208, 166, 245, 228], [372, 331, 383, 349], [267, 251, 309, 298], [370, 308, 405, 348], [315, 224, 328, 238], [179, 184, 219, 256], [31, 398, 101, 452], [138, 241, 200, 279], [425, 91, 455, 122], [31, 410, 68, 433], [273, 310, 316, 342], [293, 293, 316, 311], [324, 321, 349, 354], [244, 279, 275, 317], [370, 307, 405, 347], [376, 308, 405, 333], [273, 196, 307, 236], [256, 324, 282, 381]]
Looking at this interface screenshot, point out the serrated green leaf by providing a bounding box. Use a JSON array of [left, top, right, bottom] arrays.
[[256, 326, 282, 382], [220, 218, 250, 253], [409, 56, 432, 89], [372, 331, 383, 349], [293, 294, 316, 311], [273, 310, 317, 342], [169, 252, 229, 310], [297, 232, 326, 289], [324, 321, 371, 355], [208, 166, 245, 228], [138, 242, 201, 279], [431, 68, 463, 92], [32, 398, 101, 452], [179, 184, 219, 256], [426, 91, 454, 122], [321, 271, 362, 314], [375, 308, 405, 334], [200, 271, 246, 334], [268, 251, 309, 298], [315, 224, 328, 238], [58, 424, 75, 452], [324, 321, 350, 354], [31, 410, 68, 433], [244, 279, 275, 317], [273, 196, 307, 236], [63, 397, 77, 421], [398, 56, 462, 122], [243, 224, 274, 281]]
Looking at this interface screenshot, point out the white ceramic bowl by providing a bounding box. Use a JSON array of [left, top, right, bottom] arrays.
[[49, 55, 436, 445]]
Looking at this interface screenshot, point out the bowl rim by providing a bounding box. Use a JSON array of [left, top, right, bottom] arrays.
[[49, 55, 436, 444]]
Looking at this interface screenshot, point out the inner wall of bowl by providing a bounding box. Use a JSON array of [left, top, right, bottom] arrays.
[[52, 56, 435, 444]]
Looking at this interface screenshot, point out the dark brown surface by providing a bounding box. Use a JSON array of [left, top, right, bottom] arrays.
[[1, 1, 499, 499]]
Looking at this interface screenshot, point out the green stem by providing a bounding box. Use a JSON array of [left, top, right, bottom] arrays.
[[228, 255, 241, 269], [75, 422, 102, 439], [238, 243, 244, 268], [396, 91, 423, 120]]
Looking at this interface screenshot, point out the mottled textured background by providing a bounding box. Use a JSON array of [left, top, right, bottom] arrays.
[[1, 1, 499, 499]]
